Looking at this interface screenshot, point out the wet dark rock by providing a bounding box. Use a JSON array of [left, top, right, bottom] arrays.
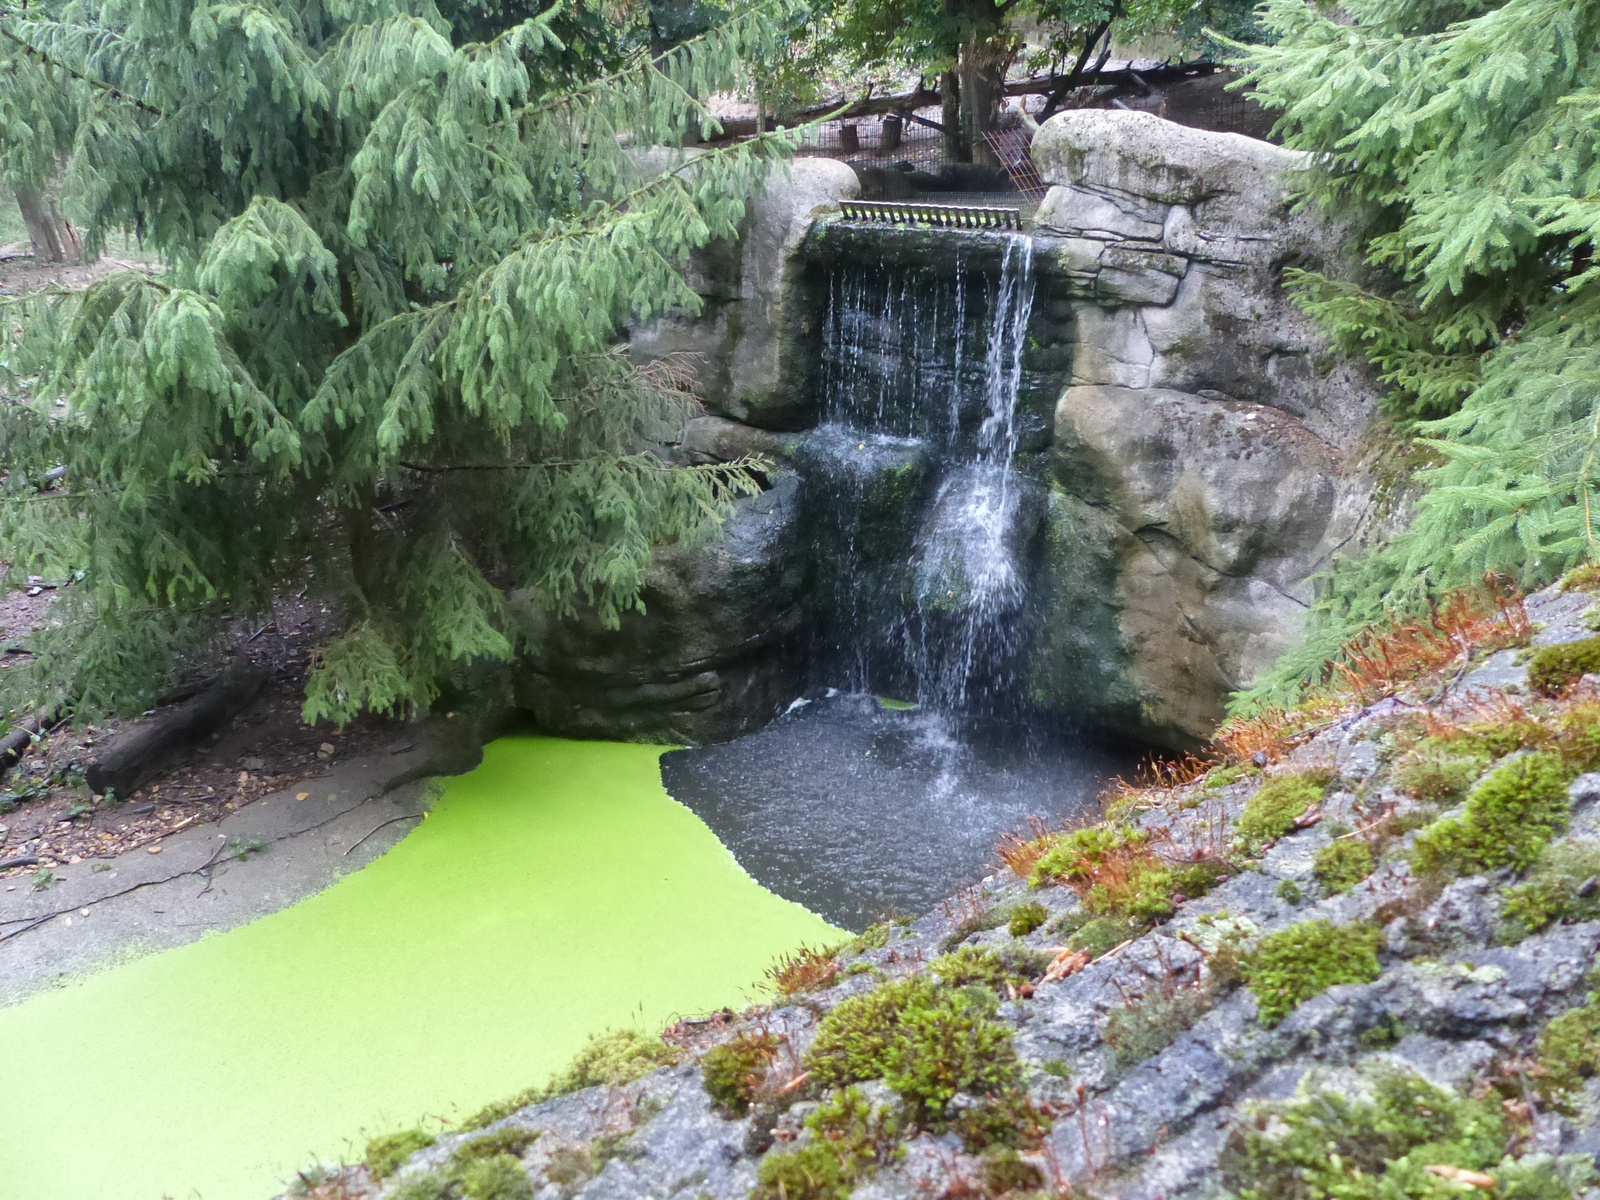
[[514, 476, 807, 745]]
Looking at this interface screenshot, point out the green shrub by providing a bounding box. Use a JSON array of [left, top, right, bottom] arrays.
[[701, 1031, 780, 1115], [366, 1129, 436, 1180], [1312, 839, 1377, 894], [1221, 1063, 1525, 1200], [1240, 920, 1383, 1027], [1529, 636, 1600, 694], [751, 1086, 899, 1200], [460, 1030, 682, 1130], [805, 977, 1022, 1127], [1234, 771, 1332, 849], [1412, 752, 1573, 875], [1007, 901, 1048, 936], [930, 944, 1052, 993]]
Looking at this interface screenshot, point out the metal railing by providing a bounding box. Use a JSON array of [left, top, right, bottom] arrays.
[[837, 201, 1023, 230]]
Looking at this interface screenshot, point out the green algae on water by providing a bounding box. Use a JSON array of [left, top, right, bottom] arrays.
[[0, 737, 840, 1200]]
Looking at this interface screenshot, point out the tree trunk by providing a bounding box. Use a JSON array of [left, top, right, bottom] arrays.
[[13, 183, 68, 262], [941, 70, 965, 162], [958, 34, 1010, 167]]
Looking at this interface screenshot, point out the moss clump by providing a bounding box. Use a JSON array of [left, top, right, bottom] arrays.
[[1501, 841, 1600, 941], [1529, 635, 1600, 694], [453, 1128, 538, 1164], [1204, 762, 1261, 790], [460, 1029, 682, 1131], [1233, 770, 1332, 849], [847, 923, 891, 954], [366, 1129, 437, 1180], [385, 1131, 538, 1200], [1540, 995, 1600, 1095], [981, 1146, 1045, 1194], [701, 1031, 781, 1115], [1240, 919, 1383, 1027], [1412, 751, 1573, 876], [805, 977, 1024, 1134], [1031, 826, 1223, 926], [752, 1086, 901, 1200], [1103, 983, 1211, 1075], [930, 944, 1052, 993], [1220, 1062, 1574, 1200], [1312, 839, 1377, 894], [1392, 737, 1492, 802], [1007, 901, 1048, 936], [1061, 914, 1143, 958]]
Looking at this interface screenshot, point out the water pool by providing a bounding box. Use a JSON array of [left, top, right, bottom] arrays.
[[0, 737, 838, 1200]]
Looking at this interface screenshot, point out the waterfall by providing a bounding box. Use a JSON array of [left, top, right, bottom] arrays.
[[803, 234, 1042, 717]]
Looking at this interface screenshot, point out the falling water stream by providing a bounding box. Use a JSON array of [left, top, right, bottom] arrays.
[[665, 233, 1131, 929]]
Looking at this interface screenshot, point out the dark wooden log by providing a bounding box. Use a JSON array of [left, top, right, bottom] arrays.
[[0, 710, 59, 778], [84, 666, 267, 800]]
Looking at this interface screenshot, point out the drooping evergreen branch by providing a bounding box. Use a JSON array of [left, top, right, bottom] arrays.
[[0, 14, 163, 116]]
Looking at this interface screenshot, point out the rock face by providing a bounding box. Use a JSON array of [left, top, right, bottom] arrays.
[[297, 581, 1600, 1200], [1027, 109, 1382, 747], [521, 114, 1382, 748], [517, 476, 808, 744]]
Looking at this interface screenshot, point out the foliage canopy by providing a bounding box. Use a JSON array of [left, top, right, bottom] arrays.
[[1231, 0, 1600, 709], [0, 0, 801, 723]]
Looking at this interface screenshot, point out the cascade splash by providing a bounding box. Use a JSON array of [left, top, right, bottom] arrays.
[[804, 234, 1043, 715]]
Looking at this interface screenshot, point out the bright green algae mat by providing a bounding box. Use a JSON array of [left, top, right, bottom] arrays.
[[0, 736, 840, 1200]]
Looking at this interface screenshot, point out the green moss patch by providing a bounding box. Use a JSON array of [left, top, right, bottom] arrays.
[[1221, 1062, 1577, 1200], [1007, 901, 1048, 936], [463, 1029, 683, 1131], [804, 975, 1031, 1141], [752, 1086, 903, 1200], [930, 944, 1052, 993], [701, 1032, 781, 1116], [1540, 994, 1600, 1095], [1392, 737, 1492, 802], [1500, 841, 1600, 942], [366, 1129, 437, 1180], [1234, 770, 1333, 849], [1240, 920, 1383, 1027], [1031, 827, 1226, 927], [1412, 751, 1573, 875], [0, 738, 840, 1200], [1529, 636, 1600, 694], [1312, 839, 1377, 894]]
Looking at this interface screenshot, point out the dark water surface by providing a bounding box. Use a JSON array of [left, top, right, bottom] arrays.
[[660, 694, 1134, 931]]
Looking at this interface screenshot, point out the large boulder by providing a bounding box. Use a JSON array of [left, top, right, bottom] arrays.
[[513, 475, 807, 745], [630, 159, 859, 430], [1026, 110, 1382, 747]]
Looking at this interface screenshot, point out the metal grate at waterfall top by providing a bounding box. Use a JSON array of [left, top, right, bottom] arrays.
[[837, 201, 1022, 230]]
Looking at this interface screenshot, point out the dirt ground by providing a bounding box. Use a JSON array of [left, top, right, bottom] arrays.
[[0, 589, 416, 885], [0, 241, 427, 886]]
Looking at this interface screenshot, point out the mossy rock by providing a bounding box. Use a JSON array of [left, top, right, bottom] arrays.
[[1007, 901, 1049, 936], [1412, 751, 1573, 876], [460, 1029, 682, 1131], [1529, 635, 1600, 694], [1240, 919, 1382, 1026], [1392, 737, 1491, 802], [366, 1129, 436, 1180], [1234, 770, 1333, 849], [701, 1031, 781, 1115], [1312, 838, 1376, 894]]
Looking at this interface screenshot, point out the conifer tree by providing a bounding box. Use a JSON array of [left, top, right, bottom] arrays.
[[0, 0, 803, 724], [1228, 0, 1600, 707]]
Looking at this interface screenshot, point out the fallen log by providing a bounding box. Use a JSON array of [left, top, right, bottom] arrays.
[[0, 709, 61, 778], [84, 666, 267, 800], [704, 61, 1217, 140]]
